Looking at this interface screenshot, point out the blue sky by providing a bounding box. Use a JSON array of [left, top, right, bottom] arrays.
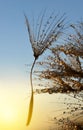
[[0, 0, 83, 130], [0, 0, 83, 82]]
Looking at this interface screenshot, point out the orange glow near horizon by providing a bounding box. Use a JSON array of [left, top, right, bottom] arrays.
[[0, 81, 63, 130], [1, 105, 17, 124]]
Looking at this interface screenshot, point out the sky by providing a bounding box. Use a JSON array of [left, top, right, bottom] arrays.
[[0, 0, 83, 130]]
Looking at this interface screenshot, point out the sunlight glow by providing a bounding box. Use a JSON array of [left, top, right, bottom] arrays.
[[1, 106, 17, 124]]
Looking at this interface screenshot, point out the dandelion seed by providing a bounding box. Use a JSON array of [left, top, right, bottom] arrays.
[[25, 11, 65, 126]]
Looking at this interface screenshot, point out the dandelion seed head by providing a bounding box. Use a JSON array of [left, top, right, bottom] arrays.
[[25, 12, 65, 59]]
